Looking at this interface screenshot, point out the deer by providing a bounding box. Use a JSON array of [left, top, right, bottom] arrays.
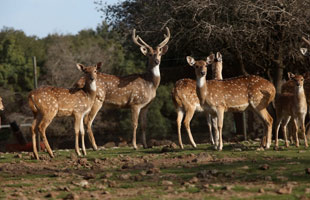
[[275, 73, 308, 148], [28, 62, 101, 160], [0, 97, 3, 111], [187, 55, 275, 150], [75, 28, 170, 150], [172, 52, 223, 149]]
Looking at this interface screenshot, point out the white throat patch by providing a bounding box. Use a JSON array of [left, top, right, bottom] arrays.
[[90, 80, 96, 91], [197, 77, 206, 88], [152, 65, 160, 77]]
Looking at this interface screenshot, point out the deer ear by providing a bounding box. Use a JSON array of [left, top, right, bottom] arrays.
[[300, 48, 308, 55], [186, 56, 196, 66], [206, 54, 214, 64], [288, 72, 295, 79], [140, 47, 148, 56], [160, 45, 168, 55], [76, 63, 86, 72], [216, 52, 222, 62], [96, 62, 102, 70]]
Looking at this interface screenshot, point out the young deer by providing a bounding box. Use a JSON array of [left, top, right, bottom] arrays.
[[275, 73, 308, 148], [75, 28, 170, 150], [172, 52, 223, 149], [28, 62, 101, 159], [188, 56, 275, 150]]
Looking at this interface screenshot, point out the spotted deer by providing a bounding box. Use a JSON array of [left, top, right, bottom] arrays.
[[172, 52, 223, 149], [28, 62, 101, 159], [188, 56, 275, 150], [0, 97, 4, 111], [76, 28, 170, 150], [275, 73, 308, 148]]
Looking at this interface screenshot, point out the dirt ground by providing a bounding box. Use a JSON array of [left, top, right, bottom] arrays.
[[1, 141, 310, 200]]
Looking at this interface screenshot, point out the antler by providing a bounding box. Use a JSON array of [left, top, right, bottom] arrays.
[[132, 29, 152, 50], [157, 27, 170, 48], [302, 36, 310, 46]]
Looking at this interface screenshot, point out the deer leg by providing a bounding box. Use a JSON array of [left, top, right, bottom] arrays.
[[211, 115, 218, 146], [85, 100, 102, 151], [74, 115, 82, 156], [293, 118, 300, 147], [282, 117, 291, 148], [301, 116, 308, 148], [31, 115, 39, 160], [216, 109, 225, 151], [38, 116, 54, 158], [183, 107, 197, 148], [140, 106, 149, 149], [131, 106, 141, 150], [80, 115, 87, 156], [176, 109, 185, 149], [275, 117, 282, 148], [206, 113, 215, 145], [254, 108, 273, 149]]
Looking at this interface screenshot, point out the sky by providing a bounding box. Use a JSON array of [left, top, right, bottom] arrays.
[[0, 0, 120, 38]]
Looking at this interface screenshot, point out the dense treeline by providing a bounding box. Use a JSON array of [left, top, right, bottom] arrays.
[[1, 0, 310, 147]]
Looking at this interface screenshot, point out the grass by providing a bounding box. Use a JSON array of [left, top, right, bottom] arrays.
[[1, 142, 310, 199]]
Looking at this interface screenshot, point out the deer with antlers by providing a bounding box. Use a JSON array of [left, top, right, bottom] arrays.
[[275, 73, 308, 148], [172, 52, 223, 149], [187, 55, 275, 150], [28, 62, 101, 159], [75, 28, 170, 150]]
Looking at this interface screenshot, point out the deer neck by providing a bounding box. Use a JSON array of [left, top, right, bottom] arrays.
[[294, 85, 306, 103], [212, 62, 223, 80], [196, 76, 208, 103], [147, 63, 161, 89], [84, 79, 97, 101]]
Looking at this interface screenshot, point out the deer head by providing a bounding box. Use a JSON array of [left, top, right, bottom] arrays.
[[132, 27, 170, 68], [76, 62, 101, 90], [288, 72, 304, 88], [186, 56, 208, 79]]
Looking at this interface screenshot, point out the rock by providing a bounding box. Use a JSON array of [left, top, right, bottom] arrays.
[[79, 180, 89, 187], [132, 162, 155, 170], [104, 142, 116, 148], [161, 180, 173, 186], [119, 173, 131, 180], [264, 176, 272, 181], [45, 192, 57, 198], [258, 188, 265, 193], [108, 180, 117, 188], [189, 177, 199, 184], [234, 148, 242, 152], [277, 185, 293, 194], [101, 172, 113, 179], [94, 158, 101, 164], [14, 154, 22, 159], [305, 188, 310, 194], [78, 158, 88, 166], [84, 172, 96, 180], [259, 164, 269, 170], [146, 168, 160, 174], [240, 165, 249, 170], [222, 185, 233, 191], [118, 141, 128, 147], [63, 193, 79, 200]]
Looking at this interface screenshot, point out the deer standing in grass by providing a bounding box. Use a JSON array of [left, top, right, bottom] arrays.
[[76, 28, 170, 150], [275, 73, 308, 148], [28, 62, 101, 159], [188, 56, 275, 150], [172, 52, 223, 149]]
